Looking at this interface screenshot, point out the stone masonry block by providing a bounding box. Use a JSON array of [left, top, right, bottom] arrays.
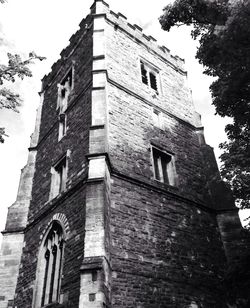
[[88, 156, 106, 179]]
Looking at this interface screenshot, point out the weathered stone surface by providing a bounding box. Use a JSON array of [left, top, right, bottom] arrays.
[[0, 233, 24, 308], [13, 13, 93, 308], [108, 176, 226, 307], [14, 186, 87, 308], [0, 123, 39, 307], [0, 1, 242, 308]]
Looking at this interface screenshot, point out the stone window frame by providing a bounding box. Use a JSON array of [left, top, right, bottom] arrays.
[[58, 113, 67, 141], [151, 145, 177, 186], [49, 152, 70, 200], [56, 64, 75, 113], [139, 58, 161, 95], [33, 221, 66, 308]]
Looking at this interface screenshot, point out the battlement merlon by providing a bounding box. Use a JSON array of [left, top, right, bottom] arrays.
[[41, 0, 186, 91]]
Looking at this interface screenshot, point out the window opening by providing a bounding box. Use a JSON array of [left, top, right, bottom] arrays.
[[149, 72, 157, 91], [41, 222, 64, 307], [140, 60, 159, 92], [92, 271, 98, 282], [58, 113, 67, 140], [55, 157, 66, 194], [89, 293, 96, 302], [57, 68, 73, 113], [152, 147, 176, 186], [50, 156, 67, 199], [141, 62, 148, 85], [7, 300, 14, 308]]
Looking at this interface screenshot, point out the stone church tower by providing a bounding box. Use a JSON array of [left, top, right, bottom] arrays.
[[0, 1, 247, 307]]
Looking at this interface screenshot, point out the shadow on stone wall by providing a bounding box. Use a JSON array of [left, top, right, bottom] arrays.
[[108, 122, 230, 308]]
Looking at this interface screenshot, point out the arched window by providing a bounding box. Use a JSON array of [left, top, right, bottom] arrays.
[[34, 222, 65, 307]]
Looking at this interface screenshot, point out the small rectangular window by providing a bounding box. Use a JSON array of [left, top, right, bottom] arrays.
[[55, 158, 67, 193], [89, 293, 96, 302], [61, 68, 73, 88], [57, 68, 74, 113], [149, 72, 157, 91], [140, 63, 148, 85], [152, 147, 176, 186], [92, 271, 98, 282], [140, 60, 159, 93], [50, 156, 67, 199], [58, 113, 67, 140]]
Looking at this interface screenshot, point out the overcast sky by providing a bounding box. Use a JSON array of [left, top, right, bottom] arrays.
[[0, 0, 229, 242]]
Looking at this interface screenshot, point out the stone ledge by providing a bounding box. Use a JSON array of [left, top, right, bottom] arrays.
[[25, 175, 88, 232], [80, 256, 105, 271], [107, 77, 197, 129], [89, 124, 105, 130], [1, 229, 24, 235]]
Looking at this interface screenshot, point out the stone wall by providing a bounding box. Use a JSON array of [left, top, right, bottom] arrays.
[[13, 14, 94, 308], [0, 233, 24, 308], [0, 126, 38, 307], [105, 17, 213, 206], [104, 5, 228, 307], [107, 83, 210, 204], [27, 17, 93, 222], [5, 1, 239, 307], [105, 13, 197, 127], [109, 176, 226, 307], [14, 185, 87, 307]]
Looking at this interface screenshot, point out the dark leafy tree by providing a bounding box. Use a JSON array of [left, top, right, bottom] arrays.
[[160, 0, 250, 208]]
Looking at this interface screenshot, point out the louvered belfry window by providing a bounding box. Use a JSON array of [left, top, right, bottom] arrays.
[[140, 62, 148, 85], [140, 60, 159, 92]]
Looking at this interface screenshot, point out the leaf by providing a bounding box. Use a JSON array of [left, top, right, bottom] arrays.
[[0, 127, 8, 143], [160, 0, 250, 206], [0, 87, 22, 112], [0, 51, 46, 141]]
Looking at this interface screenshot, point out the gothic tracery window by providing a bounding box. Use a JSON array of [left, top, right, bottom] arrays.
[[39, 222, 65, 307]]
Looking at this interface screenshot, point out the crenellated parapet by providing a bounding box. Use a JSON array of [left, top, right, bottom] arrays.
[[41, 0, 186, 93]]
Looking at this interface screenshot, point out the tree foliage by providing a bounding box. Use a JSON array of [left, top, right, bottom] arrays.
[[0, 52, 46, 143], [0, 0, 46, 143], [160, 0, 250, 207]]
